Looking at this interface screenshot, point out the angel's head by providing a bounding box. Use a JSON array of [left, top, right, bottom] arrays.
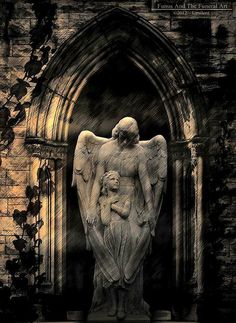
[[101, 171, 120, 195], [112, 117, 139, 147]]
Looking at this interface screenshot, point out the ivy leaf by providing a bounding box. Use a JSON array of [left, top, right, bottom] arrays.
[[25, 186, 34, 200], [14, 102, 31, 111], [38, 166, 51, 185], [8, 108, 26, 127], [5, 259, 20, 275], [36, 219, 44, 229], [27, 200, 42, 216], [0, 127, 15, 145], [33, 185, 40, 197], [13, 209, 27, 226], [12, 273, 28, 290], [24, 55, 43, 78], [30, 77, 38, 83], [0, 106, 10, 130], [24, 223, 38, 239], [35, 272, 46, 287], [14, 102, 22, 111], [35, 239, 42, 247], [10, 78, 30, 100], [40, 45, 51, 65], [13, 238, 27, 252], [20, 248, 37, 269], [33, 200, 42, 216], [31, 76, 45, 98]]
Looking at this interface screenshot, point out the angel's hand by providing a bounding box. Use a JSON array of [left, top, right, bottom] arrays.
[[86, 209, 97, 226], [108, 196, 119, 205], [148, 216, 156, 236]]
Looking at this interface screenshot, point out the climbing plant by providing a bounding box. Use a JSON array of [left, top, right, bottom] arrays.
[[0, 0, 57, 151]]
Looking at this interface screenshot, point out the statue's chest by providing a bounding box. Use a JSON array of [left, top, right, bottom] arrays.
[[106, 150, 138, 176]]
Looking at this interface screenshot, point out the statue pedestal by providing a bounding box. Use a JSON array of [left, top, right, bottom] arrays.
[[87, 312, 150, 322]]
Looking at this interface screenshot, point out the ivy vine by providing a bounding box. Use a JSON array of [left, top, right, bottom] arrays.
[[0, 0, 57, 151], [0, 2, 57, 321]]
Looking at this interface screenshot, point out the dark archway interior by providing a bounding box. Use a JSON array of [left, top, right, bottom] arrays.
[[66, 54, 173, 312]]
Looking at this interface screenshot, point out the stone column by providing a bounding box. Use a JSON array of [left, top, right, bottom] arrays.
[[27, 143, 67, 294], [54, 158, 67, 294], [170, 142, 191, 289], [190, 140, 206, 296]]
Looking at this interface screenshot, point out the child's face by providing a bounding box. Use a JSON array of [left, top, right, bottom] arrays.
[[107, 175, 120, 191]]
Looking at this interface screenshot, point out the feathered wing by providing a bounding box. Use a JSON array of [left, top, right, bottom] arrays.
[[72, 130, 110, 247], [140, 135, 167, 226]]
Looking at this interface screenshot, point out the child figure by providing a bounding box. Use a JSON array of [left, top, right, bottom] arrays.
[[99, 171, 131, 320]]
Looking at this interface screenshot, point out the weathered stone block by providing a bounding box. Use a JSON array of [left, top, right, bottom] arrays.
[[0, 66, 10, 90], [0, 185, 28, 198], [0, 274, 10, 285], [8, 19, 31, 37], [221, 274, 234, 290], [54, 17, 70, 30], [0, 198, 8, 215], [5, 243, 19, 256], [7, 201, 28, 216], [12, 126, 27, 139], [7, 139, 28, 157], [0, 89, 9, 101], [0, 170, 7, 183], [8, 198, 28, 206], [163, 31, 185, 48], [53, 28, 77, 45], [0, 243, 5, 254], [12, 44, 32, 57], [147, 19, 170, 32], [218, 239, 230, 257], [68, 12, 95, 28], [230, 241, 236, 256], [0, 40, 11, 57], [14, 2, 34, 18], [0, 216, 18, 234], [1, 156, 31, 171], [7, 56, 29, 72], [57, 0, 82, 12], [6, 170, 29, 186]]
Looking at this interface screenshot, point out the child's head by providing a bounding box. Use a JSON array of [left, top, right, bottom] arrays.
[[101, 171, 120, 195]]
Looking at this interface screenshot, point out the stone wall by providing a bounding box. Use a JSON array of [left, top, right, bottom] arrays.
[[0, 0, 235, 321]]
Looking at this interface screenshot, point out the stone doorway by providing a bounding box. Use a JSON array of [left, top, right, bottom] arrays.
[[66, 53, 172, 312], [25, 7, 207, 321]]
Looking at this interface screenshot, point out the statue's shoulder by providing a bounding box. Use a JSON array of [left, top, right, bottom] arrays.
[[99, 139, 115, 151], [135, 144, 146, 157]]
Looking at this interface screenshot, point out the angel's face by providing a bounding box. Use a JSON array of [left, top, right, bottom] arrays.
[[118, 130, 136, 148], [107, 174, 120, 191]]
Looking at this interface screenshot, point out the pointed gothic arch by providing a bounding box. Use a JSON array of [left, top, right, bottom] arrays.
[[26, 8, 207, 318], [26, 7, 206, 144]]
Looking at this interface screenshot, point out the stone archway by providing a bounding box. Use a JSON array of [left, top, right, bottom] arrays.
[[25, 7, 207, 318]]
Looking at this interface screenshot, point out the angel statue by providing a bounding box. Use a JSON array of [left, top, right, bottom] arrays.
[[72, 117, 167, 320]]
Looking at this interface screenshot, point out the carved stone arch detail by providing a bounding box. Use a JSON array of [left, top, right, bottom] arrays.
[[26, 7, 206, 145]]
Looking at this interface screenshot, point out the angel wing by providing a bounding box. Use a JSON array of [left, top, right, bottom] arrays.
[[140, 135, 167, 226], [72, 131, 110, 248]]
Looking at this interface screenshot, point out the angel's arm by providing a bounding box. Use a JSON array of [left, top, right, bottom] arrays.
[[154, 136, 167, 211], [154, 174, 166, 211], [111, 199, 130, 219], [89, 148, 106, 214], [138, 149, 154, 213]]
